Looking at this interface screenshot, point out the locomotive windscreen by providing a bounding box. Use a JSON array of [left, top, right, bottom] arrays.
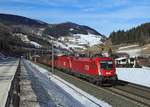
[[100, 60, 113, 70]]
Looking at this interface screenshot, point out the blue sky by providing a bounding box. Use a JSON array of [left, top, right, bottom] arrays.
[[0, 0, 150, 36]]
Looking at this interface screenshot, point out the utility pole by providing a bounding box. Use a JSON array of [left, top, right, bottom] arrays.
[[42, 48, 43, 56], [87, 42, 90, 57], [52, 39, 54, 73], [34, 49, 36, 63]]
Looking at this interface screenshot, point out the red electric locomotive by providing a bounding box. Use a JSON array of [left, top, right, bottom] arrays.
[[54, 55, 118, 84]]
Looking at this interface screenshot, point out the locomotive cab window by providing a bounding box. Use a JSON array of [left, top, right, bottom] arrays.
[[100, 60, 113, 70]]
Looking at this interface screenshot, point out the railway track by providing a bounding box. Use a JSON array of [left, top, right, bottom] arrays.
[[90, 80, 150, 107], [61, 73, 150, 107], [38, 64, 150, 107], [105, 86, 150, 107], [99, 82, 150, 107]]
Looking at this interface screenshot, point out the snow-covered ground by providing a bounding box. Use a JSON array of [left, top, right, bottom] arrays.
[[118, 45, 139, 50], [25, 60, 111, 107], [49, 74, 110, 107], [116, 68, 150, 88], [117, 48, 142, 57], [23, 60, 85, 107], [0, 52, 6, 60], [0, 52, 10, 60], [117, 44, 148, 57]]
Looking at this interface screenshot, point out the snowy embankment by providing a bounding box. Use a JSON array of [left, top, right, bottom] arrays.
[[117, 48, 141, 57], [116, 68, 150, 88], [0, 52, 5, 60], [118, 45, 139, 50], [117, 45, 141, 57], [117, 44, 148, 57], [26, 60, 111, 107]]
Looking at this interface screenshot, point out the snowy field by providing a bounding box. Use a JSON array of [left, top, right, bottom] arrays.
[[116, 68, 150, 88], [117, 48, 142, 57], [117, 44, 148, 57], [25, 60, 111, 107], [116, 45, 150, 87], [118, 45, 139, 50]]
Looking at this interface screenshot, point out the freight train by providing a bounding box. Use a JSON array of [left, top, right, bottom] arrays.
[[37, 55, 118, 85]]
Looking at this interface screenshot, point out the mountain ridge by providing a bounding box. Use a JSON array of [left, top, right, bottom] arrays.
[[0, 13, 105, 53], [0, 13, 48, 27], [43, 22, 105, 38]]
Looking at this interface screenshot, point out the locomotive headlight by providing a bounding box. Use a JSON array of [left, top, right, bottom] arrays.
[[98, 66, 101, 75], [106, 72, 111, 75]]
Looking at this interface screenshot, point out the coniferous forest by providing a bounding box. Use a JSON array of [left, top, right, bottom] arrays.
[[109, 22, 150, 45]]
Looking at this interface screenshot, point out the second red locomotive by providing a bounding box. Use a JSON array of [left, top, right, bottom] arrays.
[[38, 54, 118, 85]]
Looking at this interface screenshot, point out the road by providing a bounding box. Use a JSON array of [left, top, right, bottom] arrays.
[[0, 58, 19, 107]]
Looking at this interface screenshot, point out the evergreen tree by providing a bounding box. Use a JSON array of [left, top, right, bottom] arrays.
[[109, 22, 150, 45]]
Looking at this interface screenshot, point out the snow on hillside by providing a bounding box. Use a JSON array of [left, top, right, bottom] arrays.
[[35, 28, 45, 36], [116, 68, 150, 88], [57, 33, 103, 51], [30, 41, 41, 48], [69, 28, 74, 31], [66, 43, 86, 49], [14, 33, 30, 42], [49, 39, 86, 52], [72, 33, 102, 46], [14, 33, 41, 48], [46, 35, 69, 50], [53, 40, 70, 50]]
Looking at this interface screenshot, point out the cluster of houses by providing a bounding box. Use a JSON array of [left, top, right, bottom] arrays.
[[114, 52, 150, 68]]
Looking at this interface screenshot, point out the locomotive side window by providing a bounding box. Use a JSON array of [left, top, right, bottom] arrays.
[[100, 60, 113, 70]]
